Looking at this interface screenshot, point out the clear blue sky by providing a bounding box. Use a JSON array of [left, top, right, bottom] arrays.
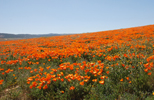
[[0, 0, 154, 34]]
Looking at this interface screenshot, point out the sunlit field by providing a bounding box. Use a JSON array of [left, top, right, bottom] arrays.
[[0, 25, 154, 100]]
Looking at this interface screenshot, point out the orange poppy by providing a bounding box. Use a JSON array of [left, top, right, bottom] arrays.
[[99, 80, 105, 85], [80, 81, 84, 85], [120, 78, 123, 82], [69, 86, 75, 90]]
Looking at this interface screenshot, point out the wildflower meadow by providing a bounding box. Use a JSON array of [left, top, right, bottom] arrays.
[[0, 25, 154, 100]]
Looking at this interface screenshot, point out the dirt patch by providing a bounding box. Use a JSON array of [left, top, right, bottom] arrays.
[[0, 85, 29, 100]]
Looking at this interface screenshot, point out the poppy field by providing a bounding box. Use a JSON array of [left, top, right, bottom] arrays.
[[0, 25, 154, 100]]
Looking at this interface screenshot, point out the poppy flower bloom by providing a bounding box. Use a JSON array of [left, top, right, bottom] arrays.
[[99, 80, 104, 85], [0, 80, 4, 85], [120, 78, 123, 82], [34, 69, 37, 72], [60, 78, 64, 82], [52, 78, 57, 82], [37, 85, 42, 89], [47, 80, 51, 84], [61, 91, 64, 93], [148, 72, 152, 75], [97, 60, 101, 64], [100, 76, 105, 80], [126, 77, 129, 80], [69, 86, 75, 90], [27, 81, 30, 84], [144, 69, 148, 72], [43, 85, 48, 89], [92, 79, 97, 82], [29, 85, 33, 89], [80, 81, 84, 85], [84, 79, 89, 82], [106, 71, 109, 74]]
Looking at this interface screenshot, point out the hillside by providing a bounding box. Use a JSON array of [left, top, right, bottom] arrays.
[[0, 25, 154, 100], [0, 33, 69, 39]]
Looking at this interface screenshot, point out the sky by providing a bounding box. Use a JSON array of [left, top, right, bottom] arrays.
[[0, 0, 154, 34]]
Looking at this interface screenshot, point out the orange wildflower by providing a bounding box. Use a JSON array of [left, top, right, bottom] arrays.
[[144, 69, 148, 72], [43, 84, 48, 89], [27, 81, 30, 84], [60, 78, 64, 82], [52, 78, 57, 82], [80, 81, 84, 85], [122, 64, 125, 67], [32, 81, 38, 87], [30, 70, 33, 73], [120, 78, 123, 82], [61, 91, 64, 93], [100, 76, 106, 80], [0, 80, 4, 85], [34, 69, 37, 72], [92, 79, 97, 82], [99, 80, 105, 85], [84, 79, 89, 82], [67, 79, 71, 82], [29, 85, 33, 89], [36, 62, 39, 65], [126, 77, 129, 80], [69, 86, 75, 90], [60, 72, 64, 76], [106, 71, 109, 74], [97, 60, 101, 64], [46, 66, 50, 70], [37, 85, 42, 89], [47, 80, 51, 84], [148, 72, 152, 75]]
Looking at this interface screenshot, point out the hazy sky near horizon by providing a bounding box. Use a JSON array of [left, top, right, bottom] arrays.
[[0, 0, 154, 34]]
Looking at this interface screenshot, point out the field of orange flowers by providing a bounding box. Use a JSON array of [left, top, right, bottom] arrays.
[[0, 25, 154, 99]]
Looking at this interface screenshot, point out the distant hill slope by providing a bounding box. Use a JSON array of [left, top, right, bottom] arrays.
[[0, 33, 68, 39]]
